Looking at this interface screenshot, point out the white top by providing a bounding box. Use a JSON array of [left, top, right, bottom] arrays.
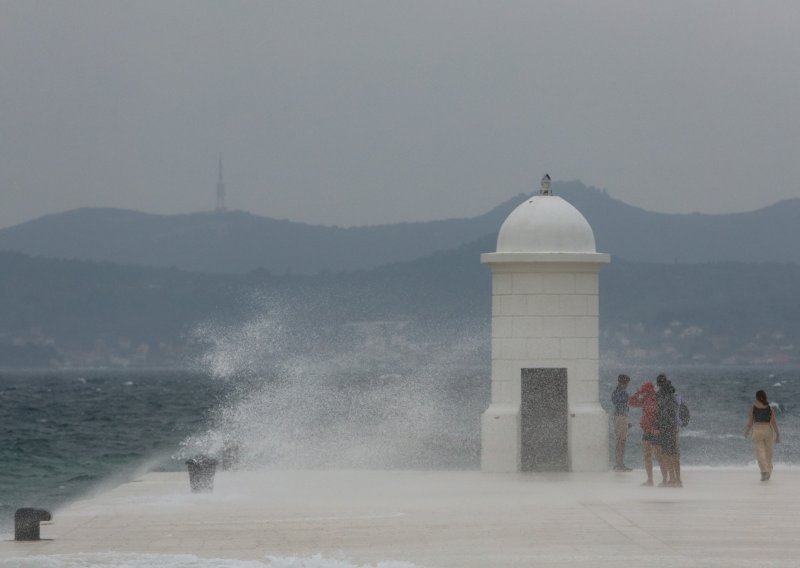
[[496, 195, 597, 253]]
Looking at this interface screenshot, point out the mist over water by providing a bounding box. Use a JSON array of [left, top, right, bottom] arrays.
[[181, 306, 488, 469], [180, 301, 800, 471]]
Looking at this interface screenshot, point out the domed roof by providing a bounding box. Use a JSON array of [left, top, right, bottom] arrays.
[[496, 195, 597, 253]]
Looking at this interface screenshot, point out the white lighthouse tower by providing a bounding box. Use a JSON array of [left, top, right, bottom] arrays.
[[481, 175, 610, 473]]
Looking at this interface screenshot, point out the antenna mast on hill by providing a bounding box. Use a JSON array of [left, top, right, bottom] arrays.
[[216, 154, 227, 212]]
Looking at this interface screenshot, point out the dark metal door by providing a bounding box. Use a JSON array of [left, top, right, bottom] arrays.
[[521, 368, 569, 471]]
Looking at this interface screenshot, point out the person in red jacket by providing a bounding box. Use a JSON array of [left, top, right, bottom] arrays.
[[629, 382, 661, 486]]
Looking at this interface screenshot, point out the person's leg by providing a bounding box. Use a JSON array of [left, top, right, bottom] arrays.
[[764, 430, 774, 477], [752, 425, 769, 478], [665, 454, 676, 484], [655, 444, 668, 483], [660, 431, 678, 484], [614, 416, 628, 469], [674, 433, 682, 484], [643, 440, 654, 482], [657, 455, 671, 485], [670, 459, 681, 486]]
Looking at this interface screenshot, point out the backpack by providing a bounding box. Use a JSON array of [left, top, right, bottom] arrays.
[[678, 400, 690, 427]]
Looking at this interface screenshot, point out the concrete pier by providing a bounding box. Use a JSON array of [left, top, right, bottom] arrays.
[[3, 468, 799, 567]]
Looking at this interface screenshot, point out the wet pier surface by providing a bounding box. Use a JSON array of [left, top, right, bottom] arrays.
[[3, 468, 798, 567]]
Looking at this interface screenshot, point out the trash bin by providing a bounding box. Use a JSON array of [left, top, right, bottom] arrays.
[[15, 508, 51, 541], [185, 456, 218, 493]]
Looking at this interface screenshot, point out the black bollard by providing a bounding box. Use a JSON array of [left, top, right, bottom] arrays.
[[15, 508, 52, 541], [185, 456, 218, 493]]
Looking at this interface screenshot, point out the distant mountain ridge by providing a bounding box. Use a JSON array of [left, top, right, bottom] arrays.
[[0, 203, 516, 274], [559, 185, 800, 265], [1, 181, 798, 273]]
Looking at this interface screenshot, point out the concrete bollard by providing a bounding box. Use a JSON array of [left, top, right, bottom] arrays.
[[186, 456, 218, 493], [15, 508, 52, 541]]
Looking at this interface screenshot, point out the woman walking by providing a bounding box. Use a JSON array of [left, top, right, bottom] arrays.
[[745, 390, 781, 481]]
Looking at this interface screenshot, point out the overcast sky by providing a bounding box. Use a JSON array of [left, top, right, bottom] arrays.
[[1, 1, 799, 229]]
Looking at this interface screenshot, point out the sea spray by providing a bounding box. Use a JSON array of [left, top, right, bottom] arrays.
[[179, 303, 489, 469]]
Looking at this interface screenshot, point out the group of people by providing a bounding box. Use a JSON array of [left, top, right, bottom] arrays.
[[612, 374, 683, 486], [612, 374, 781, 484]]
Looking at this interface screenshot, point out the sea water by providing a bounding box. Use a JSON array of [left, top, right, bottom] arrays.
[[0, 370, 224, 531], [1, 365, 798, 567]]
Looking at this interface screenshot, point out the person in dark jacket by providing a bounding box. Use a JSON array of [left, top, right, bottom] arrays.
[[611, 374, 632, 472], [655, 374, 681, 487]]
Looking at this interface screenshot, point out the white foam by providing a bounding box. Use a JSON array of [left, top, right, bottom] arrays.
[[0, 553, 418, 568], [680, 429, 743, 440]]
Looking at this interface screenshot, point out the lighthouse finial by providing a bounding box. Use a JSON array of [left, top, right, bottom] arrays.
[[540, 174, 552, 196]]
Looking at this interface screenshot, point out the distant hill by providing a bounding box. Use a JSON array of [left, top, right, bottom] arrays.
[[556, 183, 800, 265], [1, 182, 798, 273], [0, 201, 517, 275]]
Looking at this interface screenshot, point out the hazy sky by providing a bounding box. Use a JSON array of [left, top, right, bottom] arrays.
[[2, 1, 799, 229]]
